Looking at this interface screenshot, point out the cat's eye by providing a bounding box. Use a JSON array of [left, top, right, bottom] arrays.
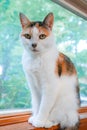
[[39, 34, 46, 39], [24, 34, 31, 39]]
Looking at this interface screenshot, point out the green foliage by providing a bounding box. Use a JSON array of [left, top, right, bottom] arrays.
[[0, 0, 87, 109]]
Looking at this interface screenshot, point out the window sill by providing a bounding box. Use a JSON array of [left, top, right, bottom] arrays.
[[0, 107, 87, 130]]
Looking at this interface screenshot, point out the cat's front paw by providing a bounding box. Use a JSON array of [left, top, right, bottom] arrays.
[[32, 118, 54, 128], [28, 116, 35, 124], [45, 120, 54, 128], [32, 118, 45, 128]]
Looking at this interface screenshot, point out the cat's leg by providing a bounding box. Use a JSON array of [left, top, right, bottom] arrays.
[[28, 89, 40, 124], [60, 96, 79, 130], [48, 93, 79, 129], [59, 110, 79, 130], [26, 74, 41, 124], [32, 84, 58, 128]]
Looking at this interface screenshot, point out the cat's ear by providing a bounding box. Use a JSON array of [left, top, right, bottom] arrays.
[[43, 13, 54, 30], [19, 13, 31, 28]]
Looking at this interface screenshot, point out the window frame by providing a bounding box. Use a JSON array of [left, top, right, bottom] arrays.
[[0, 1, 87, 128], [52, 0, 87, 20]]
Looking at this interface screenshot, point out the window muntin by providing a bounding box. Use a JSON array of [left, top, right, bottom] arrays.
[[0, 0, 87, 110]]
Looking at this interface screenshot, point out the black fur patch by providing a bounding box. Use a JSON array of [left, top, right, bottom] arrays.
[[58, 64, 62, 76], [76, 84, 81, 106], [30, 21, 43, 27], [64, 55, 75, 75], [64, 56, 73, 74], [27, 21, 48, 29]]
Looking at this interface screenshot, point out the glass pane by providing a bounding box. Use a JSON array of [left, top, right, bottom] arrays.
[[0, 0, 87, 110]]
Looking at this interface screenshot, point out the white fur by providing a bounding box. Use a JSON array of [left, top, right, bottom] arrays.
[[21, 26, 79, 128]]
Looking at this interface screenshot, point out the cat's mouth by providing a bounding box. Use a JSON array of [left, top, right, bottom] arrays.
[[32, 49, 39, 52]]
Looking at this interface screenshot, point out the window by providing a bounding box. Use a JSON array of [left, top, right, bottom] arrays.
[[0, 0, 87, 111]]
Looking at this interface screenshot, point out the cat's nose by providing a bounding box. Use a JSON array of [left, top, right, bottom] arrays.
[[32, 43, 37, 48]]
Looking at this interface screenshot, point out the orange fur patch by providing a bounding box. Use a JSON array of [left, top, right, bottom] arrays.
[[36, 25, 50, 36], [55, 53, 77, 76], [21, 28, 32, 37], [21, 22, 50, 37]]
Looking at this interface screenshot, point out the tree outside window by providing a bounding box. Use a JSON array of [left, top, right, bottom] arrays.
[[0, 0, 87, 110]]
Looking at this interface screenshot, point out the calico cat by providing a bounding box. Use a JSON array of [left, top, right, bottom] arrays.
[[19, 12, 80, 130]]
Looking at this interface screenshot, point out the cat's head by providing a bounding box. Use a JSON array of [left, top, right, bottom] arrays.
[[19, 12, 54, 54]]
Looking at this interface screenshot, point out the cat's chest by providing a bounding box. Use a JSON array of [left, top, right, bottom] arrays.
[[23, 55, 44, 73], [22, 51, 57, 78]]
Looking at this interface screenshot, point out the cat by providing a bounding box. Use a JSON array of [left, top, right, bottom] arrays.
[[19, 12, 80, 130]]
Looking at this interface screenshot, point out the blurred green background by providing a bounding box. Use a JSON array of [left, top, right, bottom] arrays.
[[0, 0, 87, 109]]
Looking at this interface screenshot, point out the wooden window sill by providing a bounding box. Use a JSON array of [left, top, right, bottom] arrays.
[[0, 107, 87, 130]]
